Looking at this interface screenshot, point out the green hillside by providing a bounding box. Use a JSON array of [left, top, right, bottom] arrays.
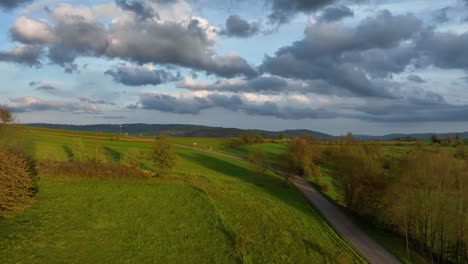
[[0, 126, 365, 264]]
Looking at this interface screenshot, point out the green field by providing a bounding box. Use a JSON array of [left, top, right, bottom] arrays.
[[0, 126, 365, 263]]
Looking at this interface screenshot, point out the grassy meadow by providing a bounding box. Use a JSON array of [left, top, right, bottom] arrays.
[[0, 126, 365, 264]]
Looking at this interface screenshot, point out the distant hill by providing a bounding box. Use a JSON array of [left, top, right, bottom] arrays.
[[24, 123, 336, 139], [24, 123, 468, 140]]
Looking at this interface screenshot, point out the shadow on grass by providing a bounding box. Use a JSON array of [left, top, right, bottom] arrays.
[[63, 145, 74, 161], [104, 146, 121, 162], [178, 151, 326, 222]]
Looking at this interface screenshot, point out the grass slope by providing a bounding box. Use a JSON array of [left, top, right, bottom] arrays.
[[0, 126, 364, 263]]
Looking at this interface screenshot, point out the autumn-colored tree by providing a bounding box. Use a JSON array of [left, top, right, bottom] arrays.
[[0, 107, 13, 125], [149, 136, 177, 176], [0, 148, 35, 218], [333, 142, 387, 217]]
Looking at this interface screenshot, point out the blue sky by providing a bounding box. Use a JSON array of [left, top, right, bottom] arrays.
[[0, 0, 467, 135]]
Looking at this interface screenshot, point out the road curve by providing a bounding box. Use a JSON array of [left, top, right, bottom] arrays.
[[175, 144, 401, 264], [290, 176, 401, 264], [21, 128, 401, 263]]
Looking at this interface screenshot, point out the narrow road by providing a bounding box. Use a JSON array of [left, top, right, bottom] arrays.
[[176, 144, 401, 264], [22, 127, 401, 263], [290, 176, 401, 264]]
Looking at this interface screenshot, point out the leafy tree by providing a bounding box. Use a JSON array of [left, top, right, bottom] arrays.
[[0, 107, 13, 125], [431, 134, 440, 144], [333, 142, 387, 217], [281, 135, 322, 178], [149, 136, 177, 176], [278, 132, 286, 141]]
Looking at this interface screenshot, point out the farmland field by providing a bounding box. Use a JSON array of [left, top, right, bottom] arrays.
[[0, 126, 365, 264]]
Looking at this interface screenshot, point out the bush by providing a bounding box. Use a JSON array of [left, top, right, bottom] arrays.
[[0, 148, 36, 218], [123, 148, 143, 168], [39, 161, 151, 180], [148, 136, 177, 176]]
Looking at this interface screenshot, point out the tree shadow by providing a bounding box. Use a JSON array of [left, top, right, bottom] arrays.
[[63, 145, 74, 161], [177, 151, 319, 217], [104, 146, 121, 162]]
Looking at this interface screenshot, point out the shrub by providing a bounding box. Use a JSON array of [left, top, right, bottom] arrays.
[[39, 161, 151, 180], [0, 148, 36, 218], [123, 148, 143, 168], [148, 136, 177, 176]]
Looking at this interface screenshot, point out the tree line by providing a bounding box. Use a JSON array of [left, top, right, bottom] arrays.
[[281, 134, 467, 263]]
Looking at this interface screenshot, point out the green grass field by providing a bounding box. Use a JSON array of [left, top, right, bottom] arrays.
[[0, 126, 365, 264]]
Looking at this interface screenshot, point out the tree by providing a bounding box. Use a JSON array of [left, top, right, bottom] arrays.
[[281, 135, 322, 178], [249, 148, 267, 176], [278, 132, 286, 141], [0, 107, 13, 125], [333, 142, 387, 217], [149, 136, 177, 176], [431, 134, 441, 144]]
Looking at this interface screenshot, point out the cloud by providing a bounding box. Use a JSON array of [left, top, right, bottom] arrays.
[[433, 7, 449, 23], [105, 65, 181, 86], [407, 74, 425, 83], [7, 96, 101, 113], [261, 10, 422, 97], [0, 44, 42, 66], [8, 4, 256, 78], [115, 0, 156, 19], [0, 0, 33, 10], [137, 92, 336, 119], [10, 17, 55, 44], [177, 76, 289, 93], [220, 15, 259, 38], [267, 0, 334, 24], [318, 5, 354, 22], [35, 84, 57, 91], [416, 30, 468, 70]]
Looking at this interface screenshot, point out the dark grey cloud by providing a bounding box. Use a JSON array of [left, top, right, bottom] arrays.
[[261, 10, 422, 97], [433, 7, 449, 23], [105, 65, 181, 86], [35, 84, 57, 91], [0, 0, 32, 10], [105, 16, 256, 78], [0, 45, 42, 66], [115, 0, 156, 19], [267, 0, 334, 24], [221, 15, 259, 38], [318, 5, 354, 22], [407, 74, 425, 83], [137, 92, 336, 119], [416, 30, 468, 70], [48, 18, 108, 66], [177, 76, 289, 93], [9, 9, 256, 78]]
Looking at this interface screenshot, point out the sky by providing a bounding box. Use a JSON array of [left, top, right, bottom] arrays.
[[0, 0, 468, 135]]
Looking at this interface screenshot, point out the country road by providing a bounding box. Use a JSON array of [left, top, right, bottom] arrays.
[[175, 144, 401, 264], [20, 128, 401, 263]]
